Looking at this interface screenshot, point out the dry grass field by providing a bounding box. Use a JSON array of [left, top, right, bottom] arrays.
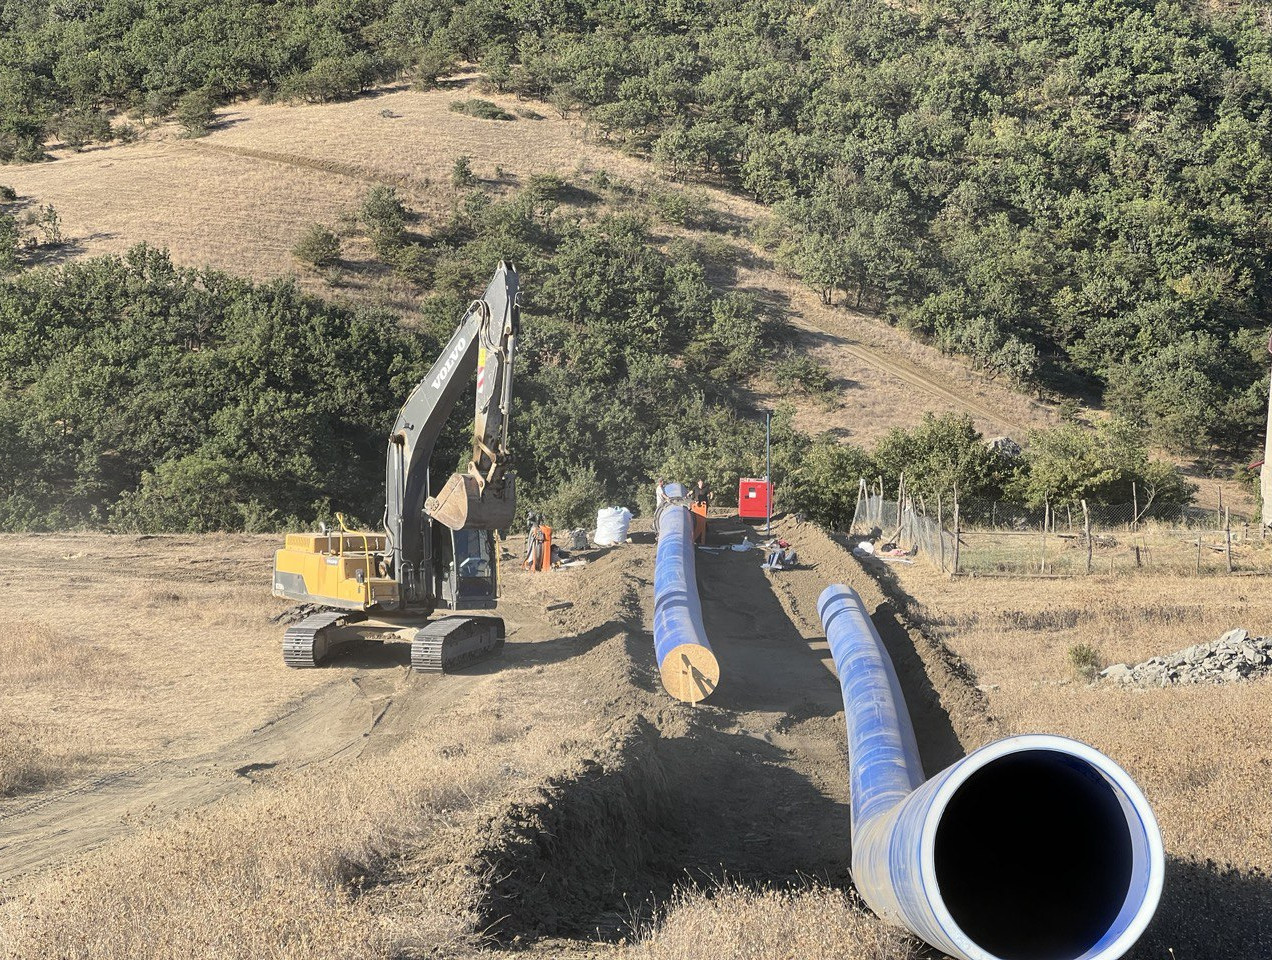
[[0, 78, 1056, 448], [884, 559, 1272, 956], [0, 534, 322, 797], [2, 517, 1270, 957]]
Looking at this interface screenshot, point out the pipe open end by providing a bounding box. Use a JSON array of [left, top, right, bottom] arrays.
[[925, 738, 1163, 960]]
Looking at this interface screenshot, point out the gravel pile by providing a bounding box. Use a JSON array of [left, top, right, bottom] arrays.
[[1100, 629, 1272, 686]]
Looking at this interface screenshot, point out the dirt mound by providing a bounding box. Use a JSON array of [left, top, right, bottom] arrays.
[[473, 715, 676, 939]]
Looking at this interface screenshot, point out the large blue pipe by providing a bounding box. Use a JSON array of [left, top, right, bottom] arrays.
[[653, 484, 718, 702], [818, 584, 1164, 960]]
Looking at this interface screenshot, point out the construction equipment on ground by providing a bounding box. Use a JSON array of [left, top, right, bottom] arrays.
[[272, 261, 520, 671], [818, 584, 1163, 960]]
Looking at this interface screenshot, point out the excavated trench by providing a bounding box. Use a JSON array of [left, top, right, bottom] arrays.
[[467, 706, 857, 943]]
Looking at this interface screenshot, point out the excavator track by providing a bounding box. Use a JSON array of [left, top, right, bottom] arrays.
[[411, 616, 505, 672], [283, 610, 367, 668]]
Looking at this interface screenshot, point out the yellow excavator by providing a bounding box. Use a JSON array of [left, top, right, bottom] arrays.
[[271, 261, 520, 671]]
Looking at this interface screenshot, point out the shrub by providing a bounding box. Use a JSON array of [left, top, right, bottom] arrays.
[[448, 99, 514, 121], [361, 185, 406, 256], [278, 56, 372, 104], [412, 43, 453, 90], [772, 349, 835, 398], [452, 155, 476, 188], [175, 89, 216, 137], [55, 108, 112, 152], [1068, 643, 1102, 680], [0, 214, 20, 273], [292, 224, 342, 269], [0, 185, 15, 202], [26, 205, 63, 247]]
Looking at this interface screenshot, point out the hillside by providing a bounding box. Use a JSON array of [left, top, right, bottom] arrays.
[[4, 0, 1270, 463], [2, 79, 1053, 452]]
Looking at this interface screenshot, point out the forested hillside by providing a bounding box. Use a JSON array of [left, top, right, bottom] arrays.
[[3, 0, 1271, 459], [0, 176, 1190, 532]]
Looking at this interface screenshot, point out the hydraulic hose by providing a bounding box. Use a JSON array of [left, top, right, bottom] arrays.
[[653, 484, 719, 702], [818, 584, 1164, 960]]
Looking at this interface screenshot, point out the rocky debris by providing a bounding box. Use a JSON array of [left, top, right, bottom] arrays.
[[987, 436, 1022, 458], [1100, 629, 1272, 687]]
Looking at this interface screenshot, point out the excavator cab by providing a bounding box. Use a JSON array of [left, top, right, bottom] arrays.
[[438, 527, 498, 609]]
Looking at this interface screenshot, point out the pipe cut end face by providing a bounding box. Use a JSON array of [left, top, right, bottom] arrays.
[[658, 642, 719, 703], [922, 735, 1164, 960]]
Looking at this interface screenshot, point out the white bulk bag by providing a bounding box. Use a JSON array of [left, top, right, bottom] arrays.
[[594, 506, 632, 546]]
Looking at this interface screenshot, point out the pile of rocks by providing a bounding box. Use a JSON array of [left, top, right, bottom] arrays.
[[1100, 629, 1272, 687]]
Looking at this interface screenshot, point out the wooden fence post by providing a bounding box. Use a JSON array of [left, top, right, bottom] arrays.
[[937, 493, 945, 572], [1132, 482, 1139, 530], [1040, 499, 1048, 574], [1082, 500, 1092, 574], [1196, 535, 1203, 576], [952, 484, 961, 575], [1226, 507, 1233, 573]]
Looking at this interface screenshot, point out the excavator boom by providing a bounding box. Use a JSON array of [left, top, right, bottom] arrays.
[[384, 261, 520, 605]]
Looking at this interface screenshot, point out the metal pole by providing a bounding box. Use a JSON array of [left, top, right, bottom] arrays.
[[765, 410, 772, 537]]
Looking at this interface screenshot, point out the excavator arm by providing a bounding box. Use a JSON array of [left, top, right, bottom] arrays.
[[384, 261, 519, 606]]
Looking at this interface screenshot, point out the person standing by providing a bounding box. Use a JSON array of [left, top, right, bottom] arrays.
[[656, 477, 668, 508], [694, 478, 711, 507]]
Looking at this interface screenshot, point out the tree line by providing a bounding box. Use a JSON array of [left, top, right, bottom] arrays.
[[0, 174, 1189, 534]]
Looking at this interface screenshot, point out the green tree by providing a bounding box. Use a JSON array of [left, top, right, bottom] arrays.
[[175, 89, 217, 138], [872, 413, 1012, 501], [361, 185, 407, 256], [1011, 420, 1193, 511]]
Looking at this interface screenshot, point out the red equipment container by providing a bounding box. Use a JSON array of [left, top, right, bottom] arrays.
[[738, 477, 772, 520]]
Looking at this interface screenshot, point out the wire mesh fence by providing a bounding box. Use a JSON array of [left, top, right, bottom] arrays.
[[849, 479, 1272, 578]]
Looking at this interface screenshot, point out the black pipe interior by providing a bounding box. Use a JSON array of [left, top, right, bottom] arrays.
[[933, 750, 1135, 960]]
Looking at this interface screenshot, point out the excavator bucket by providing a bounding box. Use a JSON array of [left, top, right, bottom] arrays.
[[426, 472, 517, 531]]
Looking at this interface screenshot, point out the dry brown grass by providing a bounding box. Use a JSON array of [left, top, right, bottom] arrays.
[[0, 536, 655, 959], [629, 885, 913, 960], [0, 621, 112, 794], [893, 565, 1272, 871], [0, 533, 334, 793], [0, 683, 585, 959]]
